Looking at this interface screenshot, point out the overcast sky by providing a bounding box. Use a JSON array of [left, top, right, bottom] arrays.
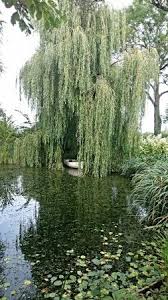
[[0, 0, 167, 131]]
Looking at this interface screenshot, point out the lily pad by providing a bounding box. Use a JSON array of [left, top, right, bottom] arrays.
[[4, 282, 10, 288], [92, 258, 100, 266], [51, 276, 57, 283], [24, 280, 32, 286], [54, 280, 62, 286]]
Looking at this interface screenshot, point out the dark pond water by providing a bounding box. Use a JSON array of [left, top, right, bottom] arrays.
[[0, 167, 147, 299]]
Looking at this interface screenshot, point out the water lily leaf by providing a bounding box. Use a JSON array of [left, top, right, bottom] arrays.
[[24, 280, 32, 286], [47, 292, 57, 298], [103, 264, 112, 270], [54, 280, 62, 286], [76, 259, 86, 267], [4, 282, 10, 288], [11, 290, 17, 296], [80, 255, 86, 259], [125, 256, 131, 262], [77, 270, 83, 276], [41, 287, 49, 293], [88, 271, 96, 277], [111, 272, 118, 280], [92, 258, 100, 266], [69, 275, 76, 282], [128, 252, 134, 256], [51, 276, 57, 283], [75, 292, 84, 300]]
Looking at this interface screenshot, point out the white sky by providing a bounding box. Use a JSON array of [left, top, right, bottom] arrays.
[[0, 3, 39, 126], [0, 0, 167, 131]]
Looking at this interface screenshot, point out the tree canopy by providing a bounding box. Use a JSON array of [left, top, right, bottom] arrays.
[[127, 0, 168, 135], [151, 0, 168, 11], [15, 0, 159, 176], [0, 107, 16, 164], [1, 0, 63, 33]]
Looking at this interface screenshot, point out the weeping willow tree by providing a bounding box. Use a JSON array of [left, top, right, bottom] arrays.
[[17, 0, 159, 176]]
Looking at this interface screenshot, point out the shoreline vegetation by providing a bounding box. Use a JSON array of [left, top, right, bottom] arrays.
[[0, 0, 168, 299]]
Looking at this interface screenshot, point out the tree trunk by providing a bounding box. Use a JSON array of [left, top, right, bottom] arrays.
[[154, 84, 161, 135]]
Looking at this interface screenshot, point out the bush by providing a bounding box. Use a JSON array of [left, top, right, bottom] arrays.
[[121, 135, 168, 178], [162, 233, 168, 276], [131, 161, 168, 224], [139, 135, 168, 159], [122, 157, 151, 177]]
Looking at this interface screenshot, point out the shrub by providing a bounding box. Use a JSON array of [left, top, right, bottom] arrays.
[[139, 135, 168, 159], [131, 161, 168, 224], [122, 157, 150, 177], [162, 233, 168, 276], [121, 135, 168, 178]]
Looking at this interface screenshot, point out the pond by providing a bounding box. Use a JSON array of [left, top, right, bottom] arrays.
[[0, 167, 149, 299]]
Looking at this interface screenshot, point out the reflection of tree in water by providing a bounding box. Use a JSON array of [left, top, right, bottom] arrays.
[[0, 168, 21, 210], [17, 169, 145, 294]]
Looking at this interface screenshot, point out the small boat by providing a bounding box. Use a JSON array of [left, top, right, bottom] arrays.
[[64, 159, 83, 169]]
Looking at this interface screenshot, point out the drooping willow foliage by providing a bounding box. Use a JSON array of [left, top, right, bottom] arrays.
[[15, 0, 159, 176]]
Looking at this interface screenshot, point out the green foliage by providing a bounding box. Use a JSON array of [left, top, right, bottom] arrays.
[[37, 231, 167, 299], [122, 135, 168, 224], [1, 0, 63, 33], [151, 0, 168, 12], [0, 108, 16, 165], [127, 0, 168, 135], [139, 135, 168, 158], [131, 160, 168, 224], [19, 0, 159, 176], [121, 157, 149, 177], [13, 131, 41, 167], [122, 135, 168, 177], [13, 130, 63, 169], [127, 0, 168, 65], [162, 234, 168, 276]]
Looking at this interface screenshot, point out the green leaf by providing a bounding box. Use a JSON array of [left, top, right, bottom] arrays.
[[4, 282, 10, 288], [69, 275, 76, 282], [11, 12, 20, 25], [4, 0, 13, 8], [51, 276, 57, 283], [11, 290, 17, 296], [48, 293, 57, 298], [53, 280, 62, 286], [24, 280, 32, 286], [125, 256, 131, 262], [92, 258, 100, 266]]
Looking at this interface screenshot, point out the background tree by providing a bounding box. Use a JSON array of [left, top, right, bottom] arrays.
[[0, 107, 16, 164], [0, 15, 3, 73], [1, 0, 63, 33], [151, 0, 168, 11], [127, 0, 168, 135]]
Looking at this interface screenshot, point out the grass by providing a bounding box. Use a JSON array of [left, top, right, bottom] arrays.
[[130, 160, 168, 224]]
